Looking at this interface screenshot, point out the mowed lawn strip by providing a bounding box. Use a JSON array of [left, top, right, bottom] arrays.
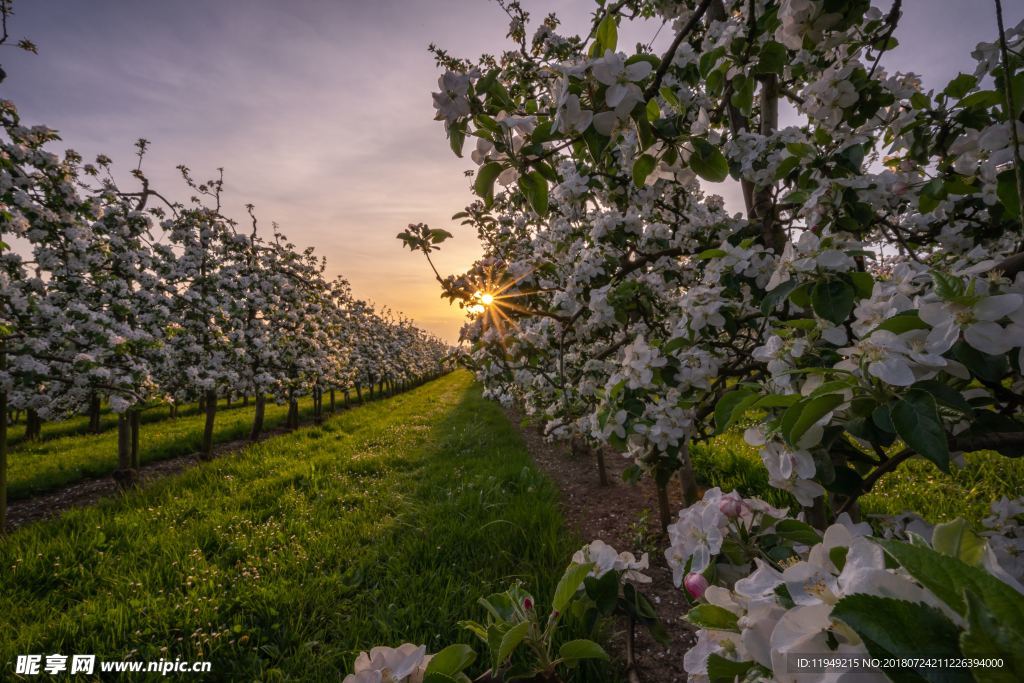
[[6, 396, 249, 450], [6, 395, 324, 500], [0, 371, 576, 680]]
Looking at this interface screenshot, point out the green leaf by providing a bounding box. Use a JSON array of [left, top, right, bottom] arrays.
[[486, 624, 504, 672], [645, 98, 660, 122], [848, 271, 874, 298], [784, 393, 844, 447], [478, 592, 516, 622], [773, 155, 801, 180], [423, 673, 459, 683], [891, 389, 949, 472], [595, 14, 618, 53], [685, 604, 739, 632], [632, 153, 658, 188], [459, 619, 487, 643], [931, 518, 986, 566], [517, 171, 549, 216], [873, 311, 928, 335], [425, 644, 476, 677], [944, 73, 978, 99], [755, 41, 787, 75], [752, 393, 800, 409], [960, 589, 1024, 682], [952, 342, 1009, 383], [832, 594, 969, 683], [730, 75, 756, 116], [959, 89, 1002, 109], [878, 539, 1024, 630], [910, 380, 973, 415], [497, 621, 530, 666], [997, 169, 1020, 219], [714, 389, 758, 434], [690, 138, 729, 182], [811, 280, 855, 325], [429, 228, 453, 244], [558, 639, 609, 663], [474, 162, 504, 207], [760, 278, 800, 314], [699, 47, 725, 78], [448, 124, 466, 157], [829, 545, 849, 572], [931, 270, 965, 301], [584, 571, 619, 615], [773, 519, 822, 545], [553, 562, 593, 613], [706, 655, 755, 682]]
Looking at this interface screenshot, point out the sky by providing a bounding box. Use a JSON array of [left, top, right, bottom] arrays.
[[1, 0, 1020, 342]]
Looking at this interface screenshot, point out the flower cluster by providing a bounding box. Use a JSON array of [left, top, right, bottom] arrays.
[[678, 492, 1024, 682]]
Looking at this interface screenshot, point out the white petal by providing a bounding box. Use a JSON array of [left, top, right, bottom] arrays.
[[868, 357, 916, 386], [975, 294, 1023, 321], [605, 82, 628, 108], [624, 60, 653, 81], [964, 321, 1014, 355]]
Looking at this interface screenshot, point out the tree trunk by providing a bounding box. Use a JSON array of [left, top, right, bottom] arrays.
[[130, 409, 141, 469], [287, 396, 299, 429], [114, 413, 136, 488], [314, 388, 323, 425], [201, 388, 217, 460], [25, 408, 41, 441], [0, 384, 7, 531], [356, 384, 364, 403], [329, 389, 336, 413], [251, 393, 266, 441], [88, 392, 102, 433], [656, 479, 671, 533], [678, 440, 700, 506], [242, 394, 249, 407]]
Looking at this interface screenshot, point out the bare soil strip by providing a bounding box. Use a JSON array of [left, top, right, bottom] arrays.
[[506, 406, 695, 683]]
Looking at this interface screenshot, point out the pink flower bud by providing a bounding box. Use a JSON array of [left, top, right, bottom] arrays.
[[683, 573, 709, 600], [523, 596, 534, 611], [719, 496, 746, 519]]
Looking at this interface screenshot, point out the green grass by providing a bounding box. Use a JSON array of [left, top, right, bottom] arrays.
[[693, 430, 1024, 526], [0, 371, 584, 681], [6, 397, 242, 449], [6, 396, 325, 501]]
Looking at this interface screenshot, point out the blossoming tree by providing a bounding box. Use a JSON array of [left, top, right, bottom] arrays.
[[397, 0, 1024, 679]]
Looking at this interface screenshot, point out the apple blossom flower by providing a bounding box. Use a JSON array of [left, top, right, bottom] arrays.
[[572, 539, 652, 583], [431, 71, 471, 124], [344, 644, 431, 683], [590, 50, 651, 109]]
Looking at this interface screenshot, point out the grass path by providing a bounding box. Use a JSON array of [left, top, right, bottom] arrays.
[[1, 371, 579, 680]]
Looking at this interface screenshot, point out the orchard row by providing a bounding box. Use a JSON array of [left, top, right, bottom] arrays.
[[0, 96, 450, 528]]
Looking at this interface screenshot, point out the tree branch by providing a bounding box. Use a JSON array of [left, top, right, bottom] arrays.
[[643, 0, 715, 100]]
